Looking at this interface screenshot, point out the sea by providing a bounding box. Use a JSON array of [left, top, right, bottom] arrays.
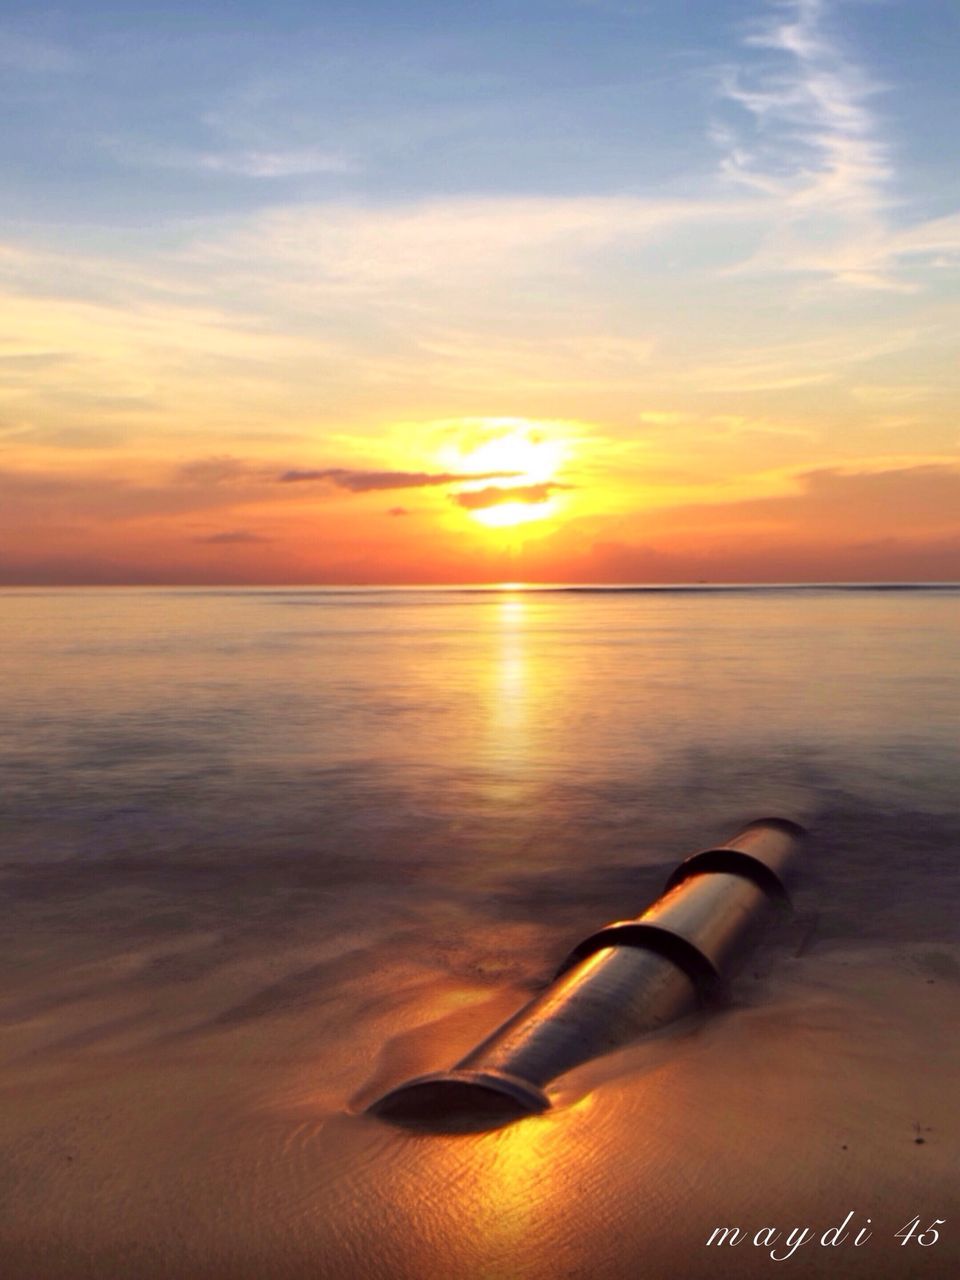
[[2, 584, 957, 886], [0, 584, 958, 1278]]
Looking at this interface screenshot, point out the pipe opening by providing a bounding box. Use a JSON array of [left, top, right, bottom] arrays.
[[366, 1070, 550, 1132]]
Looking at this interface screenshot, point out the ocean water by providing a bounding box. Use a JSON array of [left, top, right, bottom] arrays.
[[1, 586, 958, 1278], [0, 584, 958, 958], [2, 585, 958, 905]]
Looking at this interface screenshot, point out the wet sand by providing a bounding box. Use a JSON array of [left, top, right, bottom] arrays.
[[1, 810, 958, 1279]]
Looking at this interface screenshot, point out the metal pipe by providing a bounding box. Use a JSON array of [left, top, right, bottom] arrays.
[[368, 817, 805, 1129]]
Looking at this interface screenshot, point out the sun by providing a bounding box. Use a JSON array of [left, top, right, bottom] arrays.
[[444, 421, 569, 529], [458, 427, 563, 482], [470, 499, 558, 529]]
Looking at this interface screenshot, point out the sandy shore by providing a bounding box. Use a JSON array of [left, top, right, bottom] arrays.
[[1, 859, 957, 1280]]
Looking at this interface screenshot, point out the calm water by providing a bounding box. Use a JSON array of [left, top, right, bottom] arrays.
[[1, 586, 958, 1279], [1, 586, 958, 940]]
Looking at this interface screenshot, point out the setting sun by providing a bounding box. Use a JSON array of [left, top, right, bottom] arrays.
[[441, 420, 569, 529], [469, 498, 559, 528], [456, 425, 565, 483]]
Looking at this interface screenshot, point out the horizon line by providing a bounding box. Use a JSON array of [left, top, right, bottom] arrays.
[[2, 580, 958, 592]]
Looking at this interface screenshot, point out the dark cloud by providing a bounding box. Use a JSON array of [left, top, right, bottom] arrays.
[[194, 530, 272, 545], [277, 467, 519, 491], [452, 481, 571, 511]]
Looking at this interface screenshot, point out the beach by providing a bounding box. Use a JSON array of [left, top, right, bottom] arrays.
[[1, 586, 958, 1277]]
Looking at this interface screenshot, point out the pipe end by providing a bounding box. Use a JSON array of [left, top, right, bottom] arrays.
[[367, 1069, 550, 1132]]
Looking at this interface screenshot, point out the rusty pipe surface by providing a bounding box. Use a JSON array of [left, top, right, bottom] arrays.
[[368, 817, 805, 1129]]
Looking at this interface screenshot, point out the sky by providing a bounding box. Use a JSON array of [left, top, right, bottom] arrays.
[[1, 0, 959, 584]]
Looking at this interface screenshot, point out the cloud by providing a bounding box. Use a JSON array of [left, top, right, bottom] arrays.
[[884, 212, 960, 268], [714, 0, 960, 292], [849, 383, 934, 406], [786, 463, 960, 528], [387, 506, 409, 517], [277, 467, 520, 491], [192, 195, 749, 296], [723, 0, 888, 207], [452, 481, 571, 511], [108, 140, 355, 179], [689, 326, 924, 392], [193, 529, 272, 544], [635, 408, 815, 441], [196, 148, 354, 178], [409, 331, 658, 394], [715, 0, 898, 287]]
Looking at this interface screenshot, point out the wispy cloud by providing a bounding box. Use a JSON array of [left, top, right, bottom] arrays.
[[636, 409, 815, 441], [106, 140, 355, 179], [722, 0, 888, 208], [196, 147, 353, 178], [690, 325, 925, 392], [716, 0, 899, 287], [191, 195, 746, 295], [716, 0, 960, 291], [849, 382, 934, 406], [277, 467, 521, 491]]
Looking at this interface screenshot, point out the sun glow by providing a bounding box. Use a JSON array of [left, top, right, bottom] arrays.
[[445, 421, 569, 529], [459, 428, 564, 482], [470, 499, 559, 528]]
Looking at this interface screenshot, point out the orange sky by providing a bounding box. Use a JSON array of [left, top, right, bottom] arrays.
[[2, 1, 959, 583]]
